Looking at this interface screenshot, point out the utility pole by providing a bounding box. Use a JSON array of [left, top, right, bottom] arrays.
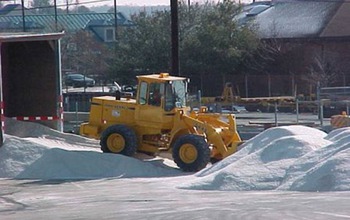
[[114, 0, 118, 41], [66, 0, 69, 14], [171, 0, 179, 76], [21, 0, 25, 31], [113, 0, 118, 78], [54, 0, 58, 31]]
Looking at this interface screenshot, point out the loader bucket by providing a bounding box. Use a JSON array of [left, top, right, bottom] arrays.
[[181, 111, 242, 160]]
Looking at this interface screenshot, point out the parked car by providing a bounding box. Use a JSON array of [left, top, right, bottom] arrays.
[[64, 73, 95, 87]]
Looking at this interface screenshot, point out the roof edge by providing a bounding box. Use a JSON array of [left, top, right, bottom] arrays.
[[0, 31, 65, 42]]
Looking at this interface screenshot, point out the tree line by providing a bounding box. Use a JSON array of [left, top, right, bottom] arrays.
[[61, 0, 346, 97], [110, 0, 262, 87]]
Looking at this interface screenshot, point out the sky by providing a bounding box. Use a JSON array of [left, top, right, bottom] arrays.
[[10, 0, 251, 8], [81, 0, 245, 7], [77, 0, 248, 7], [115, 0, 251, 6], [1, 117, 350, 192], [113, 0, 187, 6], [6, 0, 255, 11]]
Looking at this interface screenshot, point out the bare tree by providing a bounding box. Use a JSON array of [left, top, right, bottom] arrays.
[[61, 31, 111, 83], [303, 54, 340, 88], [31, 0, 53, 14]]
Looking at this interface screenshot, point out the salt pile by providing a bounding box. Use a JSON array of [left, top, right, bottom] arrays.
[[1, 118, 350, 192], [179, 126, 350, 191], [0, 118, 181, 179]]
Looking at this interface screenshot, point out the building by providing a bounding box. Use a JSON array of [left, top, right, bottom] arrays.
[[232, 0, 350, 98], [0, 4, 133, 42]]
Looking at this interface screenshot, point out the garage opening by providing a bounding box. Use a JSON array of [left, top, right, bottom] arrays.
[[0, 32, 64, 145]]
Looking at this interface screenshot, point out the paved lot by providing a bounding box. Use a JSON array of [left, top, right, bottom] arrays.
[[236, 111, 329, 125], [1, 178, 350, 220], [234, 111, 332, 140]]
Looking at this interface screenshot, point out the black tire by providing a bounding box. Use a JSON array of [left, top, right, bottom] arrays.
[[100, 125, 137, 156], [172, 134, 210, 172]]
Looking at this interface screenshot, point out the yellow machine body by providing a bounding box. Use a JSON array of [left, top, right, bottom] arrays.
[[80, 73, 242, 171]]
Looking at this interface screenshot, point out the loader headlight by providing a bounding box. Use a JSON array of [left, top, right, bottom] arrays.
[[215, 128, 223, 133]]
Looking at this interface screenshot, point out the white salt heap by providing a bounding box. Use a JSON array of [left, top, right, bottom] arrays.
[[1, 118, 350, 192], [0, 118, 181, 179], [180, 126, 350, 191]]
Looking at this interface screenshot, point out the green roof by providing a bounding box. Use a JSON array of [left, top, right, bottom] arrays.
[[0, 13, 131, 32]]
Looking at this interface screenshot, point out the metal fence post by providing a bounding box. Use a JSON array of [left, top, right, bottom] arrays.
[[75, 101, 79, 130], [320, 100, 324, 127], [296, 98, 299, 124], [274, 101, 278, 127], [198, 90, 201, 107]]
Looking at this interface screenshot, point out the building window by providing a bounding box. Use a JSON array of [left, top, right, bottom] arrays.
[[105, 28, 115, 42]]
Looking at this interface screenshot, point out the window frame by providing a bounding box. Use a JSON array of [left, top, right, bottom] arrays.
[[105, 28, 116, 42]]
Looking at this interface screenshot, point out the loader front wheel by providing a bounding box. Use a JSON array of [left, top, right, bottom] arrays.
[[100, 125, 137, 156], [172, 134, 210, 172]]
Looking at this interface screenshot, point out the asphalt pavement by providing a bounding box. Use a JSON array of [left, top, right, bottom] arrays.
[[234, 111, 332, 140]]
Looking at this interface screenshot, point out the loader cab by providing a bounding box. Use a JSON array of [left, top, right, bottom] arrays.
[[137, 74, 187, 111], [135, 73, 188, 129]]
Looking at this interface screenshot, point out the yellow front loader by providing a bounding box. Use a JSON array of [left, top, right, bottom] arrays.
[[80, 73, 242, 172]]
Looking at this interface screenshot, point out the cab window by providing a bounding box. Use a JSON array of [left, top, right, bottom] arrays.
[[138, 81, 148, 105], [164, 80, 187, 111], [148, 83, 164, 106]]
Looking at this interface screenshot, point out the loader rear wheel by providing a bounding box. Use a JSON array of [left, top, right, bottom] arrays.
[[172, 134, 210, 172], [100, 125, 137, 156]]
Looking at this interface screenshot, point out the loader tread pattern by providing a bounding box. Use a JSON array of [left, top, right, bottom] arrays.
[[172, 134, 210, 172], [100, 125, 137, 156]]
